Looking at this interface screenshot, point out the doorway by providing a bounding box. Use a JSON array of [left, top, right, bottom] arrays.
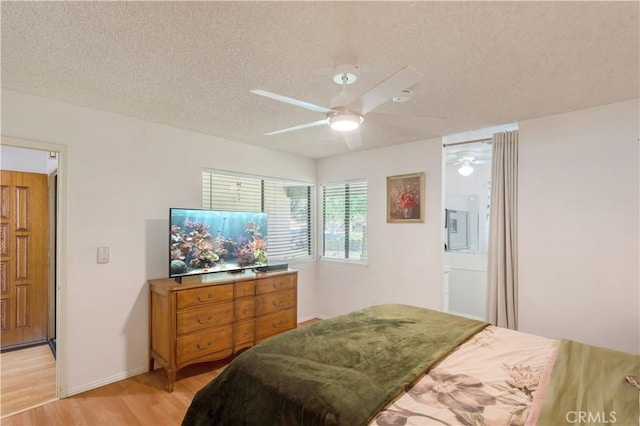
[[0, 144, 60, 417], [442, 140, 492, 320]]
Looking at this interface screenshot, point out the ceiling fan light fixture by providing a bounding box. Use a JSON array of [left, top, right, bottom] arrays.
[[327, 112, 363, 132], [458, 160, 474, 176]]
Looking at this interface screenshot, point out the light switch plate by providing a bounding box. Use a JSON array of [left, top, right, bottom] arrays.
[[97, 247, 109, 264]]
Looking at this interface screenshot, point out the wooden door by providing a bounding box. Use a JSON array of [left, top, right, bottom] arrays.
[[0, 170, 48, 349]]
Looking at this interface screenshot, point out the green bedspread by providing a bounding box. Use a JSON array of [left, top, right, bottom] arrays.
[[182, 304, 488, 426], [536, 339, 640, 426]]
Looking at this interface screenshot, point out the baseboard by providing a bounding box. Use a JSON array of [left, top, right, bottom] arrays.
[[298, 313, 330, 323], [0, 339, 48, 353], [297, 314, 321, 323], [66, 366, 148, 397]]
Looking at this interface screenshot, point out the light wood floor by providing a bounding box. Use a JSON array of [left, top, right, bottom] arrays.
[[2, 358, 228, 426], [1, 344, 57, 418], [2, 319, 320, 425]]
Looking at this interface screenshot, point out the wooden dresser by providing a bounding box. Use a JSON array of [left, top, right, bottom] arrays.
[[148, 269, 297, 391]]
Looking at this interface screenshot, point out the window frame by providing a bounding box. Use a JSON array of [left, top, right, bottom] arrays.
[[202, 169, 315, 263], [320, 179, 368, 264]]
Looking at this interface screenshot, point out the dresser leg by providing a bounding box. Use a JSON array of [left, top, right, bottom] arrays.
[[149, 356, 155, 372], [166, 368, 176, 392]]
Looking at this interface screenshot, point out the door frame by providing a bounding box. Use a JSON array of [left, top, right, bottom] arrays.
[[1, 135, 68, 398], [48, 171, 57, 341]]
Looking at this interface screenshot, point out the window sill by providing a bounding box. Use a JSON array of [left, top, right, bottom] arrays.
[[319, 257, 368, 267]]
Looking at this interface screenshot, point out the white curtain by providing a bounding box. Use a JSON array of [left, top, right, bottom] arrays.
[[486, 130, 519, 329]]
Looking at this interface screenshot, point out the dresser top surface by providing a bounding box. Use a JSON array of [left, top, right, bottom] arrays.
[[148, 269, 297, 292]]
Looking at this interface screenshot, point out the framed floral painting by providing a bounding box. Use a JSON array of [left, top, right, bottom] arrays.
[[387, 172, 425, 223]]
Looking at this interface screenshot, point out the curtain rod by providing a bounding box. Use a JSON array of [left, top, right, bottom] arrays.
[[442, 137, 492, 147]]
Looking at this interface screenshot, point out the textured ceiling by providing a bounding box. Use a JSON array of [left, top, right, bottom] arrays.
[[2, 1, 638, 159]]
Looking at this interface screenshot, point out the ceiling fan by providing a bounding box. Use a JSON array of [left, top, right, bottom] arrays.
[[448, 151, 489, 176], [250, 65, 431, 149]]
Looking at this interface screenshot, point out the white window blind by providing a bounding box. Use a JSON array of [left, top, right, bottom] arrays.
[[321, 180, 368, 262], [203, 170, 313, 261]]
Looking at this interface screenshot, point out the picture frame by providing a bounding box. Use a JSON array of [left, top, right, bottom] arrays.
[[387, 172, 425, 223]]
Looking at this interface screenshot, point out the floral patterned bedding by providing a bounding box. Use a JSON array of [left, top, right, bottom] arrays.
[[371, 326, 558, 426]]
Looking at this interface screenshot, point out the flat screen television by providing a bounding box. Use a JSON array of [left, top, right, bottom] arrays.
[[169, 208, 268, 279]]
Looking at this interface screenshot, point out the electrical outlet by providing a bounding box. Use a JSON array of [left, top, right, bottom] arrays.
[[97, 247, 109, 264]]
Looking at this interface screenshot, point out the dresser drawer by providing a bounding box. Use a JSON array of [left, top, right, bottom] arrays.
[[235, 298, 255, 320], [255, 275, 295, 294], [255, 308, 296, 341], [176, 326, 233, 364], [235, 281, 255, 298], [176, 284, 233, 309], [234, 319, 255, 347], [176, 302, 234, 335], [255, 290, 296, 316]]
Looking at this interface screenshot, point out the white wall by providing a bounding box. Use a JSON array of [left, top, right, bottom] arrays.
[[316, 139, 444, 317], [518, 98, 639, 354], [1, 89, 318, 395]]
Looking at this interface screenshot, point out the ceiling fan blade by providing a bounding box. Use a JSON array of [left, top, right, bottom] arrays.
[[263, 119, 327, 136], [340, 129, 362, 149], [347, 66, 424, 115], [250, 89, 333, 113]]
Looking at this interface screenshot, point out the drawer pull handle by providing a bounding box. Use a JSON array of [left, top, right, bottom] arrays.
[[197, 293, 213, 302], [242, 288, 248, 295], [272, 282, 282, 289], [272, 300, 283, 307], [242, 307, 249, 314], [272, 321, 283, 328], [197, 340, 212, 350], [197, 315, 212, 324]]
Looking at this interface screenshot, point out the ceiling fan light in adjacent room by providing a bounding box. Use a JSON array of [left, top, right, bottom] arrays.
[[327, 112, 363, 131], [458, 160, 474, 176]]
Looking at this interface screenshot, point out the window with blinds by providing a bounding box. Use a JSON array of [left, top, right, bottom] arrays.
[[321, 180, 368, 262], [202, 170, 313, 261]]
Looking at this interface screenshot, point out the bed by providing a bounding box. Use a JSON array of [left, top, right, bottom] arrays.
[[182, 304, 639, 426]]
